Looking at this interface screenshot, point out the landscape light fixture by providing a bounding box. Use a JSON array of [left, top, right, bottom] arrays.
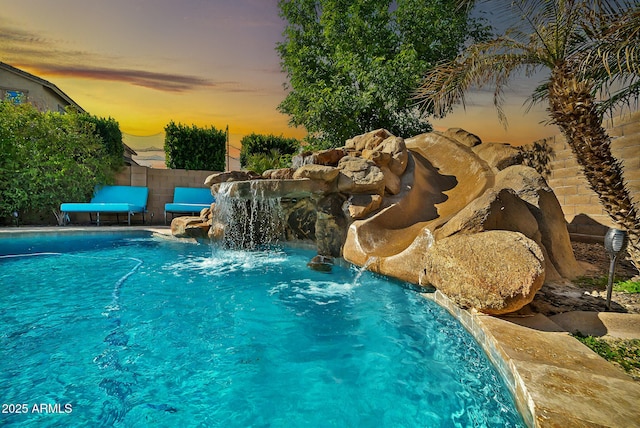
[[603, 227, 629, 311]]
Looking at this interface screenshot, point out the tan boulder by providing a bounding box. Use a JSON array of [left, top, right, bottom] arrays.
[[337, 156, 385, 195], [171, 216, 210, 239], [216, 178, 335, 199], [379, 165, 401, 195], [361, 137, 405, 194], [472, 142, 524, 172], [496, 165, 582, 279], [375, 136, 409, 176], [208, 220, 225, 241], [422, 231, 545, 315], [362, 149, 392, 166], [263, 168, 296, 180], [344, 194, 382, 220], [434, 187, 562, 281], [345, 129, 392, 152], [200, 206, 212, 221], [441, 128, 482, 147], [204, 170, 260, 187], [315, 148, 347, 166], [293, 164, 340, 182], [372, 227, 436, 284]]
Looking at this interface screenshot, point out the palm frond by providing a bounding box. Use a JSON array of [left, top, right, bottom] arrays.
[[576, 2, 640, 113], [596, 77, 640, 114], [415, 36, 544, 124], [525, 81, 550, 113], [579, 3, 639, 71]]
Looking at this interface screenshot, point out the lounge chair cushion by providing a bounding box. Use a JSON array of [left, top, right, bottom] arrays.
[[164, 187, 215, 214], [60, 185, 148, 225]]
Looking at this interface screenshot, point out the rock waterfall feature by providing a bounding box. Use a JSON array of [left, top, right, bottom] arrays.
[[172, 128, 582, 315]]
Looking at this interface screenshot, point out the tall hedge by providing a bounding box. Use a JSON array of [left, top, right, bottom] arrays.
[[239, 133, 300, 168], [164, 121, 226, 171], [0, 101, 115, 225], [80, 114, 124, 169]]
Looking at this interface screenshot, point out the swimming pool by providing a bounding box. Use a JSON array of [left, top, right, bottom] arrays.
[[0, 231, 525, 427]]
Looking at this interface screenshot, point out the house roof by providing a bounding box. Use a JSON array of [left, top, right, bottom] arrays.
[[1, 62, 139, 163], [0, 61, 85, 113]]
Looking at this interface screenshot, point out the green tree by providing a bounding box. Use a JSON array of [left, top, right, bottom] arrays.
[[0, 101, 114, 225], [239, 133, 300, 168], [80, 114, 125, 170], [277, 0, 487, 148], [415, 0, 640, 269], [164, 121, 226, 171]]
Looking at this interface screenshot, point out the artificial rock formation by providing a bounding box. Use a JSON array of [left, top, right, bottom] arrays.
[[176, 127, 583, 314], [171, 215, 211, 239], [422, 231, 545, 315], [342, 129, 582, 314]]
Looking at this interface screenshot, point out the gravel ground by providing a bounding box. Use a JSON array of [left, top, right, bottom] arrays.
[[525, 242, 640, 381], [529, 241, 640, 315]]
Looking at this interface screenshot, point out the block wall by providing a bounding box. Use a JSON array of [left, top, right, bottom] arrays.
[[114, 166, 216, 225], [63, 166, 217, 225], [535, 111, 640, 241]]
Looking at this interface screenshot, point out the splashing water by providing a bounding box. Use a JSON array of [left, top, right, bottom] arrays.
[[212, 181, 287, 250], [353, 256, 379, 286]]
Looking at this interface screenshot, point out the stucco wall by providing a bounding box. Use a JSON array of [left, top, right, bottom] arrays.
[[0, 68, 68, 112], [530, 111, 640, 241]]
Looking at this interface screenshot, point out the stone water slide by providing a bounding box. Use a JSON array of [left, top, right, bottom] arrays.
[[343, 130, 582, 314], [343, 132, 494, 282]]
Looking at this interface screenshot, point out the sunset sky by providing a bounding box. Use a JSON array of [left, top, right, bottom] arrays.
[[0, 0, 558, 155]]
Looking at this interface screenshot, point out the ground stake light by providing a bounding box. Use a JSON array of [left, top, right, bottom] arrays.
[[604, 228, 629, 311]]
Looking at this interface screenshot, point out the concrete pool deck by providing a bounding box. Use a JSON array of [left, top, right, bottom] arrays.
[[2, 226, 640, 427]]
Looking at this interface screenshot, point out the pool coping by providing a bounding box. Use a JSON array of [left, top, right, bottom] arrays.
[[0, 225, 173, 236], [3, 226, 640, 427], [425, 290, 640, 428]]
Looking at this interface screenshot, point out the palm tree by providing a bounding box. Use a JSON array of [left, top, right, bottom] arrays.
[[415, 0, 640, 271]]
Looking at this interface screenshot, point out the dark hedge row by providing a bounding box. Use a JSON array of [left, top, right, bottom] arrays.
[[164, 121, 226, 171]]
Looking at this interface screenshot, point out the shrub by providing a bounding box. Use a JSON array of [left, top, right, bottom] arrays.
[[239, 133, 299, 168], [79, 114, 124, 170], [0, 101, 115, 225], [245, 149, 294, 175], [164, 121, 226, 171], [519, 140, 555, 178], [574, 333, 640, 376]]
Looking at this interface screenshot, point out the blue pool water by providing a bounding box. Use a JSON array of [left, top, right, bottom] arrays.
[[0, 232, 524, 427]]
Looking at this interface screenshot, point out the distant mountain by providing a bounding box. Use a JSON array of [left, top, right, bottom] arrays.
[[122, 132, 165, 151], [136, 146, 164, 152], [136, 154, 165, 160]]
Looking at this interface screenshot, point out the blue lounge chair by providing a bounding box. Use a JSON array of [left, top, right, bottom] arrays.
[[164, 187, 215, 224], [60, 185, 148, 226]]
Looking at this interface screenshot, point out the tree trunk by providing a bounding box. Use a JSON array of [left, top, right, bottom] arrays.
[[548, 63, 640, 273]]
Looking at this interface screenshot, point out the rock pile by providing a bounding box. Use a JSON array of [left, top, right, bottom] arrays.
[[172, 128, 582, 315]]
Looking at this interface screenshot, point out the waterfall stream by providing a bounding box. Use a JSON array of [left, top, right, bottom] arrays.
[[212, 181, 287, 250]]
